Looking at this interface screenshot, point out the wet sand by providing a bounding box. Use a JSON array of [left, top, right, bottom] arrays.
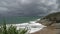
[[31, 27, 56, 34]]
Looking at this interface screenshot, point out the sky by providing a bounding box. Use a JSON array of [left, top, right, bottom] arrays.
[[0, 0, 60, 16]]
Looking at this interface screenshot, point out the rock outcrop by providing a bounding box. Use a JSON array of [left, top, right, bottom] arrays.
[[36, 12, 60, 34], [37, 12, 60, 28]]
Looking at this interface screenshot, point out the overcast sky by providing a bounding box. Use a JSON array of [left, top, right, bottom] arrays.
[[0, 0, 60, 16]]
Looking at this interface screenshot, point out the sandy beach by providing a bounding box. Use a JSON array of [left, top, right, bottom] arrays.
[[31, 27, 55, 34]]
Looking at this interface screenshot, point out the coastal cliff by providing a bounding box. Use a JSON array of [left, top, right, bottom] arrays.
[[35, 12, 60, 34], [37, 12, 60, 28]]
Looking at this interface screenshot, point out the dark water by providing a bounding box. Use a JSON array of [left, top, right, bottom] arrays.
[[0, 16, 40, 24]]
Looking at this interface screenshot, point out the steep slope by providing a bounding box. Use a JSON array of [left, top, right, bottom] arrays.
[[35, 12, 60, 34], [37, 12, 60, 27]]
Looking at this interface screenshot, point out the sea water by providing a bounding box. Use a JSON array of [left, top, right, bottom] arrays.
[[6, 18, 46, 33], [0, 16, 46, 33], [0, 16, 41, 24]]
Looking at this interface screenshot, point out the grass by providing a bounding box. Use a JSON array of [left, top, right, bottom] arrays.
[[0, 17, 28, 34]]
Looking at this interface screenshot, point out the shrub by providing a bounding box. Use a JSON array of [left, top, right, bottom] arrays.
[[0, 17, 28, 34], [0, 24, 28, 34]]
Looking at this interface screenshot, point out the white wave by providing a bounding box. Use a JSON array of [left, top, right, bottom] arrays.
[[15, 23, 45, 33], [6, 18, 46, 33]]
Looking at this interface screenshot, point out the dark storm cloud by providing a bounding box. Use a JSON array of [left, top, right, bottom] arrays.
[[0, 0, 59, 16]]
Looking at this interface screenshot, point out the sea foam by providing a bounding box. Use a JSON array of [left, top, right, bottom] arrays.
[[6, 19, 46, 33]]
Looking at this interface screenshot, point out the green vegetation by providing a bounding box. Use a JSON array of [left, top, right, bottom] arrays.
[[37, 12, 60, 26], [42, 12, 60, 23], [0, 25, 28, 34], [0, 17, 28, 34], [44, 12, 60, 19]]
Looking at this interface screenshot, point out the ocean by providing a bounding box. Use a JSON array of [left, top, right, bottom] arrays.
[[0, 16, 46, 33], [0, 16, 41, 24], [5, 18, 46, 33]]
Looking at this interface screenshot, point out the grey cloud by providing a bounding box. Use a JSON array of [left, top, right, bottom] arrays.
[[0, 0, 59, 16]]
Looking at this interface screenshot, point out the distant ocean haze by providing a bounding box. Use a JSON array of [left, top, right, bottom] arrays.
[[0, 16, 41, 24]]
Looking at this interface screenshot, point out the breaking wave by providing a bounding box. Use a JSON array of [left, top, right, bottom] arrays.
[[6, 18, 46, 33]]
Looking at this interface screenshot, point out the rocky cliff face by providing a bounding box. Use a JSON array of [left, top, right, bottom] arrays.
[[37, 12, 60, 28], [36, 12, 60, 34]]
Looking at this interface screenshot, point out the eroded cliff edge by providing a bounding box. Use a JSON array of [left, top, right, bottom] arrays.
[[36, 12, 60, 34]]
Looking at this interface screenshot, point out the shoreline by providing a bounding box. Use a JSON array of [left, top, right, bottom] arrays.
[[6, 22, 45, 33]]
